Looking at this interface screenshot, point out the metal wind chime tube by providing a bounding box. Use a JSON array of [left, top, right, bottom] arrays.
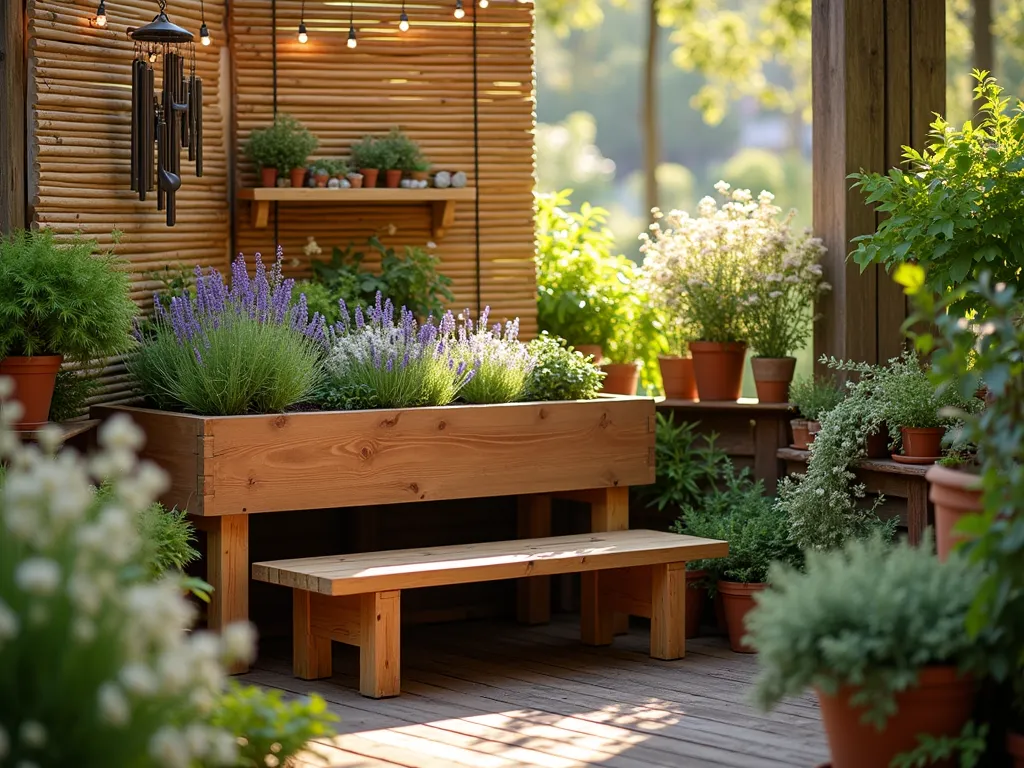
[[129, 0, 203, 227]]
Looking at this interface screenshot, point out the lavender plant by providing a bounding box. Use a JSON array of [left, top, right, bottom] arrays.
[[324, 293, 475, 409], [456, 308, 536, 404], [130, 250, 324, 416]]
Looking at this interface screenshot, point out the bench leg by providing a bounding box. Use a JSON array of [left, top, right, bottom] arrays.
[[517, 494, 552, 625], [650, 562, 686, 660], [580, 571, 614, 646], [205, 514, 249, 675], [360, 590, 400, 699], [293, 589, 333, 680], [591, 487, 630, 635]]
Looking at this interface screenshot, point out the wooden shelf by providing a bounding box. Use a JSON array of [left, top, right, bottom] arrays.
[[657, 397, 793, 413], [237, 187, 477, 239]]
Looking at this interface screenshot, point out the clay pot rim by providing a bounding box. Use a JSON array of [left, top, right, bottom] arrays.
[[601, 361, 640, 371], [685, 569, 707, 581], [0, 354, 64, 367], [791, 417, 809, 427], [900, 425, 946, 435], [925, 463, 982, 490], [690, 340, 748, 352], [750, 355, 797, 362], [657, 354, 693, 362], [716, 580, 767, 595]]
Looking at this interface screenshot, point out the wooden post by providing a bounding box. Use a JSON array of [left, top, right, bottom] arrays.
[[516, 494, 552, 625], [590, 486, 630, 633], [580, 570, 614, 647], [812, 0, 945, 368], [206, 514, 250, 674], [359, 590, 400, 699], [0, 0, 26, 233], [293, 589, 332, 680], [650, 562, 685, 660]]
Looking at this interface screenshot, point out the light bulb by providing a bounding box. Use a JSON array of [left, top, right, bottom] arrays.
[[200, 22, 212, 45], [298, 22, 308, 43], [399, 11, 409, 31], [479, 0, 489, 8], [454, 0, 465, 18], [347, 26, 357, 48], [95, 0, 107, 26]]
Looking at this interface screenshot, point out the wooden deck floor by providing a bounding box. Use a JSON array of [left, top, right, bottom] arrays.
[[245, 616, 828, 767]]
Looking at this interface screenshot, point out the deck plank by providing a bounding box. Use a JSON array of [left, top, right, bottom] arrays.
[[246, 617, 828, 767]]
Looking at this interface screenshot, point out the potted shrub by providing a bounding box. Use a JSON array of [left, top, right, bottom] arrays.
[[349, 135, 383, 188], [746, 536, 985, 768], [677, 467, 798, 653], [313, 161, 331, 187], [788, 375, 844, 450], [744, 213, 829, 403], [599, 257, 659, 396], [346, 171, 364, 189], [244, 123, 283, 187], [409, 156, 431, 185], [252, 114, 318, 189], [640, 181, 760, 401], [656, 316, 697, 400], [378, 128, 414, 188], [0, 229, 136, 430]]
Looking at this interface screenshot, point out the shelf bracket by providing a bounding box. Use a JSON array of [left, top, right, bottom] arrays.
[[431, 199, 457, 240], [251, 200, 270, 229]]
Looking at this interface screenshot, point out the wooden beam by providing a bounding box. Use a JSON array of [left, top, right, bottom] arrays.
[[0, 0, 26, 233], [812, 0, 945, 368]]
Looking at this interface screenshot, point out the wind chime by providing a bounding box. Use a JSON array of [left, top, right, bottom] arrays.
[[129, 0, 203, 227]]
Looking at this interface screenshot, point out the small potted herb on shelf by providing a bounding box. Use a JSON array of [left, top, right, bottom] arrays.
[[409, 156, 431, 186], [349, 135, 383, 188], [0, 229, 136, 430], [244, 123, 285, 187], [746, 536, 985, 768], [788, 375, 844, 449], [313, 162, 331, 188], [674, 467, 798, 654], [249, 114, 318, 189], [381, 127, 419, 188]]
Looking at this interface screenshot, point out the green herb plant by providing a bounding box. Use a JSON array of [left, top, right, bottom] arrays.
[[638, 413, 729, 513], [788, 375, 844, 422], [381, 127, 425, 172], [245, 114, 319, 172], [49, 368, 99, 422], [350, 135, 385, 170], [891, 721, 988, 768], [747, 536, 988, 729], [850, 72, 1024, 317], [523, 333, 604, 402], [0, 229, 136, 362]]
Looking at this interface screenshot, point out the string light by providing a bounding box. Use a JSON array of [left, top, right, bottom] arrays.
[[399, 0, 409, 32], [347, 2, 357, 48], [298, 0, 308, 43], [95, 0, 107, 27], [479, 0, 489, 8], [454, 0, 465, 19], [199, 0, 211, 45]]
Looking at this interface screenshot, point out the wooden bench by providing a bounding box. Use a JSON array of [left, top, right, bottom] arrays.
[[252, 529, 728, 698]]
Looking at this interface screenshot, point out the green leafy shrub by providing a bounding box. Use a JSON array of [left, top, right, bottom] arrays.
[[789, 375, 844, 421], [245, 114, 319, 173], [210, 683, 338, 768], [350, 135, 387, 170], [380, 127, 425, 172], [674, 467, 799, 583], [48, 369, 99, 422], [747, 536, 987, 728], [874, 352, 981, 433], [850, 73, 1024, 317], [130, 252, 324, 415], [523, 333, 604, 402], [0, 229, 136, 362], [638, 414, 728, 513]]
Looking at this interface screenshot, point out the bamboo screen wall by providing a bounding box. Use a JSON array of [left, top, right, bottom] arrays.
[[231, 0, 538, 333], [27, 0, 229, 404]]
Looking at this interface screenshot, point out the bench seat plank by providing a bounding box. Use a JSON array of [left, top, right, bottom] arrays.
[[252, 530, 728, 597]]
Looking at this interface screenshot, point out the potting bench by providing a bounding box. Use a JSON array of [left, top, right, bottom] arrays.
[[657, 399, 793, 494], [777, 447, 933, 544]]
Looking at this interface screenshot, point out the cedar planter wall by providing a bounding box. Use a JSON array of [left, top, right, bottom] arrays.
[[230, 0, 538, 333], [27, 0, 230, 404]]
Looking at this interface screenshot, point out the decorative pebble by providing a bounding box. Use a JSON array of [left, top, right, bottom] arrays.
[[327, 177, 341, 188], [451, 171, 467, 188], [434, 171, 451, 189]]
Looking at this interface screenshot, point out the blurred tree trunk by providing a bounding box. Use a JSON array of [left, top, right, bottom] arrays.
[[643, 0, 660, 220], [973, 0, 994, 77]]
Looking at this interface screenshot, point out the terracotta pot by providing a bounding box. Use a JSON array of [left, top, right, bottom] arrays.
[[865, 427, 890, 459], [900, 426, 945, 458], [791, 419, 812, 450], [347, 174, 364, 189], [751, 356, 796, 403], [411, 170, 429, 182], [360, 168, 380, 188], [807, 420, 822, 445], [717, 580, 765, 653], [713, 589, 727, 633], [1008, 731, 1024, 768], [685, 569, 707, 639], [659, 355, 698, 400], [926, 465, 982, 562], [0, 355, 63, 430], [816, 667, 975, 768], [259, 167, 278, 187], [575, 344, 603, 363], [289, 167, 307, 188], [600, 362, 640, 396], [315, 172, 330, 188], [385, 169, 403, 188], [689, 341, 747, 401]]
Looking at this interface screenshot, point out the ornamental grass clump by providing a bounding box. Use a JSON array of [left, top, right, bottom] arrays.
[[130, 249, 324, 416], [324, 293, 476, 409], [746, 535, 987, 728], [456, 307, 536, 404]]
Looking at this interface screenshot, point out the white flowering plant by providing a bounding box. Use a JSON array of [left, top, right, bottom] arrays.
[[642, 182, 772, 344], [742, 212, 829, 359], [0, 381, 335, 768]]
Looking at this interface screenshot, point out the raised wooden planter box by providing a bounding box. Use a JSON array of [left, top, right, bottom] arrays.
[[93, 396, 656, 665]]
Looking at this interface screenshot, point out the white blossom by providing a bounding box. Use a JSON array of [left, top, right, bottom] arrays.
[[98, 682, 131, 726], [0, 599, 19, 640], [222, 622, 257, 664], [150, 727, 191, 768], [120, 663, 159, 696], [0, 725, 8, 759], [20, 721, 46, 748], [15, 558, 61, 596]]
